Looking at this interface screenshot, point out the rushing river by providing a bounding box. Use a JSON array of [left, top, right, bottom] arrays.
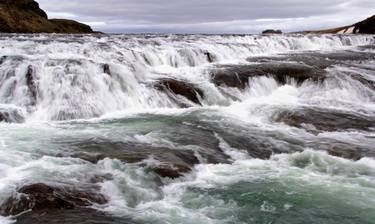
[[0, 34, 374, 224]]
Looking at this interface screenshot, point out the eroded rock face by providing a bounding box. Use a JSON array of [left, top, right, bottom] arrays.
[[0, 183, 107, 216], [353, 15, 375, 34], [0, 0, 93, 33], [211, 62, 325, 89], [155, 79, 204, 106]]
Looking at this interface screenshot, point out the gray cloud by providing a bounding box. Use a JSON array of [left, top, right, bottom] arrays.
[[37, 0, 375, 33]]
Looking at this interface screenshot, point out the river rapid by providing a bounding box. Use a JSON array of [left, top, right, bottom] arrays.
[[0, 34, 375, 224]]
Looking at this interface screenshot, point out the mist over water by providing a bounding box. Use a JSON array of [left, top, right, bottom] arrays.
[[0, 34, 375, 224]]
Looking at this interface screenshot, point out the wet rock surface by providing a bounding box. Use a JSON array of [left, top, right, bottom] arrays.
[[155, 79, 204, 106], [0, 106, 24, 123], [210, 62, 325, 89], [15, 207, 135, 224], [0, 183, 107, 217], [274, 108, 375, 133], [247, 51, 375, 69], [25, 65, 38, 105], [67, 139, 223, 179]]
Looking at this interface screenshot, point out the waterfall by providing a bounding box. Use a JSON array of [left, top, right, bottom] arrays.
[[0, 34, 373, 121]]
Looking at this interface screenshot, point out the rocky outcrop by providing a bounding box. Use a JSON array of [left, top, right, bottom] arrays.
[[273, 108, 375, 134], [0, 183, 107, 216], [302, 15, 375, 34], [155, 79, 204, 106], [0, 0, 93, 33], [210, 62, 325, 89], [69, 143, 204, 179]]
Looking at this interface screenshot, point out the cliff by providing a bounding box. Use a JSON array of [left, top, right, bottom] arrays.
[[0, 0, 93, 33], [302, 15, 375, 34]]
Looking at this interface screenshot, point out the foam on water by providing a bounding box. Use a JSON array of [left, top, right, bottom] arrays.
[[0, 34, 374, 121], [93, 148, 375, 224], [0, 34, 375, 223]]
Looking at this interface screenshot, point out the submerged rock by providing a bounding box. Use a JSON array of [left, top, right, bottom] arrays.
[[69, 142, 202, 179], [247, 51, 375, 69], [58, 120, 231, 178], [211, 62, 325, 89], [0, 106, 24, 123], [0, 183, 107, 216], [155, 79, 204, 106], [274, 108, 375, 133], [15, 207, 134, 224], [0, 0, 93, 33]]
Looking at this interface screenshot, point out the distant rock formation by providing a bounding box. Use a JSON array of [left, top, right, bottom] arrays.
[[262, 29, 282, 35], [302, 15, 375, 34], [0, 0, 94, 33]]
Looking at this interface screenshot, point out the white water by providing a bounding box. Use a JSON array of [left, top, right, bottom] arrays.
[[0, 34, 375, 224], [0, 34, 373, 121]]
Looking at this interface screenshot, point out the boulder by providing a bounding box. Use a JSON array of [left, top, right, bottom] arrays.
[[0, 0, 93, 33], [0, 105, 24, 123], [103, 64, 111, 76], [15, 207, 135, 224], [155, 79, 204, 106], [25, 65, 38, 104], [0, 183, 107, 216]]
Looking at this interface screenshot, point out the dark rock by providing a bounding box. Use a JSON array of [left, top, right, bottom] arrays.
[[262, 29, 282, 35], [273, 108, 375, 133], [57, 119, 231, 178], [25, 65, 38, 104], [155, 79, 204, 106], [15, 207, 135, 224], [247, 51, 375, 69], [151, 164, 192, 179], [69, 141, 202, 178], [204, 52, 215, 63], [0, 0, 94, 33], [0, 183, 107, 216], [48, 19, 93, 34], [353, 15, 375, 34], [211, 62, 325, 89], [103, 64, 111, 76], [0, 106, 24, 123], [301, 14, 375, 34]]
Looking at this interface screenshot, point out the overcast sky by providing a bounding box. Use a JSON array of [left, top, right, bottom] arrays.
[[37, 0, 375, 34]]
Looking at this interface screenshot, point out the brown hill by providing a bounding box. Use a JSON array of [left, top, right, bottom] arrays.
[[302, 15, 375, 34], [0, 0, 93, 33]]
